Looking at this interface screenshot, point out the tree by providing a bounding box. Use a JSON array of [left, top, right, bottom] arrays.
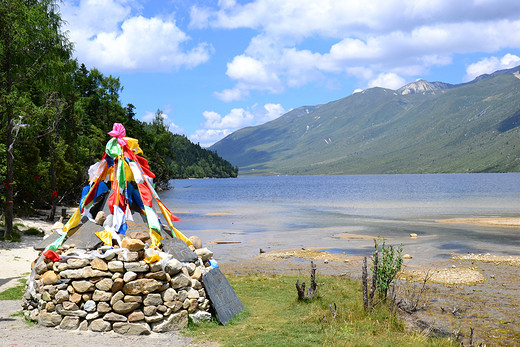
[[0, 0, 72, 238]]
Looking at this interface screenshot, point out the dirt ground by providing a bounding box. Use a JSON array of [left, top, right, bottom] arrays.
[[220, 248, 520, 346], [0, 299, 217, 347], [2, 216, 520, 346]]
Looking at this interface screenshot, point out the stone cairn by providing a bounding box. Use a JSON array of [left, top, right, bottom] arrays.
[[21, 236, 216, 335]]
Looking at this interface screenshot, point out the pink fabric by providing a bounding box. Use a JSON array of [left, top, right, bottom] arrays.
[[108, 123, 127, 146]]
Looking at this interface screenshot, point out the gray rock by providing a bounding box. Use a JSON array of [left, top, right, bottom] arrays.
[[85, 311, 100, 320], [110, 291, 125, 306], [95, 278, 113, 291], [177, 290, 188, 302], [187, 288, 199, 299], [195, 248, 213, 261], [149, 262, 162, 272], [62, 301, 79, 310], [151, 310, 188, 332], [188, 235, 202, 249], [71, 280, 95, 293], [83, 300, 96, 312], [123, 271, 137, 282], [108, 260, 124, 272], [56, 262, 69, 271], [123, 295, 142, 303], [60, 316, 80, 330], [170, 273, 191, 289], [82, 266, 112, 278], [89, 318, 111, 332], [143, 305, 157, 316], [123, 279, 161, 295], [112, 301, 140, 314], [162, 288, 177, 302], [124, 261, 149, 273], [79, 320, 89, 331], [191, 279, 202, 290], [55, 305, 87, 318], [143, 293, 163, 306], [112, 322, 151, 335], [34, 260, 48, 275], [118, 251, 139, 262], [144, 312, 163, 323], [103, 312, 127, 322], [67, 258, 90, 269], [189, 310, 212, 323], [145, 271, 168, 281], [164, 259, 182, 276], [111, 278, 124, 292], [96, 301, 112, 314], [59, 269, 83, 279], [38, 312, 62, 327], [128, 311, 145, 322], [185, 263, 196, 275], [92, 290, 112, 302], [161, 238, 198, 262]]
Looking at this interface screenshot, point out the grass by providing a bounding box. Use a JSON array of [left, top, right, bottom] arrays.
[[188, 274, 457, 347], [0, 278, 27, 300]]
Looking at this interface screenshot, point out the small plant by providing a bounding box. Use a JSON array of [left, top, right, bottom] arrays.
[[372, 238, 403, 302], [363, 238, 403, 309], [23, 227, 44, 236]]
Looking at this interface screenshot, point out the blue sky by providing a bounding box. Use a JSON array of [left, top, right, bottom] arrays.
[[60, 0, 520, 147]]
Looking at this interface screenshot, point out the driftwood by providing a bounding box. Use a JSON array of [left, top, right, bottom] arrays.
[[296, 261, 318, 300]]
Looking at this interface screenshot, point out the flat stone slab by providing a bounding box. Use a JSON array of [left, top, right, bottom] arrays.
[[161, 238, 197, 263], [202, 268, 244, 325]]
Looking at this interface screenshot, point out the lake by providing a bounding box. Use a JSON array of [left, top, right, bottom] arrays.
[[160, 173, 520, 264]]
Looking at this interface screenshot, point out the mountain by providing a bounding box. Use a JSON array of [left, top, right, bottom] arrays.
[[210, 68, 520, 175]]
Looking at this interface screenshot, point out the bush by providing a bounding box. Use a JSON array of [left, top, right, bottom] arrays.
[[371, 238, 403, 302]]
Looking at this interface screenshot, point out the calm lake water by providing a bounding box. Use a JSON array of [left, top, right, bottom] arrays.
[[161, 173, 520, 263]]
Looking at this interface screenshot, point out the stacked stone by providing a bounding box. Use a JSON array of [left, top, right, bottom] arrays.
[[22, 240, 212, 335]]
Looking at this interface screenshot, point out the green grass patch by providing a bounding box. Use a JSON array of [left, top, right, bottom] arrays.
[[23, 227, 44, 236], [0, 278, 27, 300], [188, 274, 456, 347]]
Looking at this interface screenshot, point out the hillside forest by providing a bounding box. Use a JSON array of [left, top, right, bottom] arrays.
[[0, 0, 238, 238]]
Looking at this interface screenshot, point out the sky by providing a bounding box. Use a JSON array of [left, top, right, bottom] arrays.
[[59, 0, 520, 147]]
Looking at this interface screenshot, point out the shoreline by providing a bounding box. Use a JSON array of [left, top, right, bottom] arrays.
[[436, 217, 520, 228], [2, 214, 520, 345]]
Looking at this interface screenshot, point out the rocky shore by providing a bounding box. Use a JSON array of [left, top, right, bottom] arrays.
[[1, 214, 520, 345]]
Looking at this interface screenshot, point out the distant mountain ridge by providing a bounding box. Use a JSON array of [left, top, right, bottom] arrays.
[[210, 65, 520, 175]]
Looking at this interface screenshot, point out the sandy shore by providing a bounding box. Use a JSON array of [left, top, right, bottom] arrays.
[[436, 217, 520, 228], [2, 215, 520, 345]]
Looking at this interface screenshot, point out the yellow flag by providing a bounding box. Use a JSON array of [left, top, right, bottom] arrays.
[[62, 208, 81, 234], [95, 230, 113, 246], [149, 228, 164, 249], [144, 254, 162, 264]]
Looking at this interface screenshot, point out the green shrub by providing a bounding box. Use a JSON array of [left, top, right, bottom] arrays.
[[372, 238, 403, 302]]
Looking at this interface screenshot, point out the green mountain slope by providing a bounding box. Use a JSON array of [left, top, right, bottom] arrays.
[[210, 72, 520, 175]]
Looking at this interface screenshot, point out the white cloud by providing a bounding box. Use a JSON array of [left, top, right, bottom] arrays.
[[190, 103, 286, 147], [190, 129, 232, 147], [214, 87, 250, 102], [226, 55, 281, 89], [368, 73, 406, 90], [189, 0, 520, 97], [61, 0, 211, 72], [464, 53, 520, 81]]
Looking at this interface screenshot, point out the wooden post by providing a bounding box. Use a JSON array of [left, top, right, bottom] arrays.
[[362, 257, 368, 310], [296, 261, 318, 300], [369, 251, 378, 307]]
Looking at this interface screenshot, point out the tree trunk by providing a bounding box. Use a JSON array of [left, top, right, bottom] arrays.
[[296, 261, 318, 300], [4, 112, 14, 239]]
